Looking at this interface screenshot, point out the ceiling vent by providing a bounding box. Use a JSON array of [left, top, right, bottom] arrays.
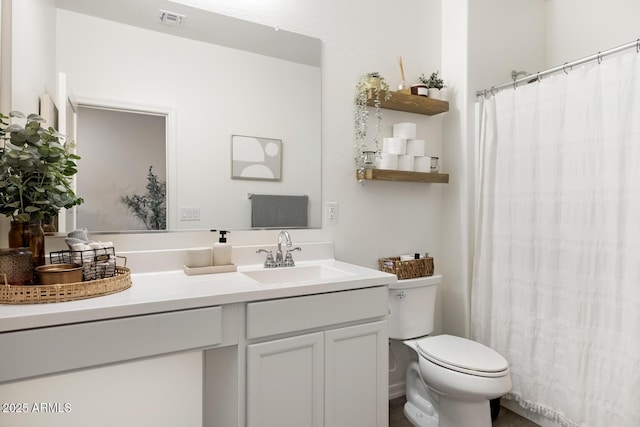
[[159, 10, 186, 27]]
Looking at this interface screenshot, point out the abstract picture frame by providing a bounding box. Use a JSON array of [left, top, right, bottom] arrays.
[[231, 135, 282, 181]]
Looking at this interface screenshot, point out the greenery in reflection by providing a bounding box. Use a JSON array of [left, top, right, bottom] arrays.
[[121, 165, 166, 230]]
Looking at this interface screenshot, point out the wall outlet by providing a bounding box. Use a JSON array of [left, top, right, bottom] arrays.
[[180, 206, 200, 221], [326, 202, 338, 225]]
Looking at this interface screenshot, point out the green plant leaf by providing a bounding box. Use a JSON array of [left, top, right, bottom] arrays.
[[10, 132, 27, 144], [5, 124, 23, 132], [25, 206, 40, 212], [26, 114, 45, 122]]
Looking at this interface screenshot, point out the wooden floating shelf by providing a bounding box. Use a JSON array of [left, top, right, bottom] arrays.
[[357, 168, 449, 183], [367, 89, 449, 116]]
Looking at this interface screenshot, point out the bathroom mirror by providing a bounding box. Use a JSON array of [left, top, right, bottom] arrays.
[[21, 0, 322, 232]]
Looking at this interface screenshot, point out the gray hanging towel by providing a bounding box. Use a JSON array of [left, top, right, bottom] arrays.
[[251, 194, 308, 228]]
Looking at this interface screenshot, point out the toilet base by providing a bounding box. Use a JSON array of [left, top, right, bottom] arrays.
[[403, 400, 438, 427], [404, 361, 439, 427], [438, 396, 492, 427], [404, 360, 496, 427]]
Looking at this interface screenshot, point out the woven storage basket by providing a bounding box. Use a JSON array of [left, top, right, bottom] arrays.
[[50, 248, 117, 281], [0, 266, 131, 304], [378, 257, 434, 280]]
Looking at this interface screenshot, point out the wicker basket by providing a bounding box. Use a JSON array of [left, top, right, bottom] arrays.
[[0, 266, 131, 304], [49, 248, 117, 281], [378, 256, 434, 280]]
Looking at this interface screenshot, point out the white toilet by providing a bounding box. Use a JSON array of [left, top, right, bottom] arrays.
[[388, 275, 512, 427]]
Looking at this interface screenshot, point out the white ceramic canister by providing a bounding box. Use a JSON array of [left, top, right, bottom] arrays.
[[186, 247, 212, 268]]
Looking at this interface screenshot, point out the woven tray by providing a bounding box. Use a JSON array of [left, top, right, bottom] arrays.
[[0, 266, 131, 304], [378, 257, 434, 280]]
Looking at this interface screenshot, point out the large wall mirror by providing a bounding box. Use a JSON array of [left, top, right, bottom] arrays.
[[16, 0, 322, 233]]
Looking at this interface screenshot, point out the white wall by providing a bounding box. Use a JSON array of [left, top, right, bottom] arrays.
[[10, 0, 56, 113], [0, 0, 57, 244], [545, 0, 640, 66]]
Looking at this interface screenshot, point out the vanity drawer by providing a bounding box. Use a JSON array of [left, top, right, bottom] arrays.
[[246, 286, 388, 339], [0, 306, 222, 383]]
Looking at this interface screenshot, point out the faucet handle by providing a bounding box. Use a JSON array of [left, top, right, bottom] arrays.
[[256, 249, 277, 268], [283, 247, 301, 267]]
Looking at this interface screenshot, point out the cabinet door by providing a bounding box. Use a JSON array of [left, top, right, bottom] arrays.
[[247, 332, 324, 427], [324, 321, 388, 427]]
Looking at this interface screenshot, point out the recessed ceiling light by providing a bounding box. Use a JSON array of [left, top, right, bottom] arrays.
[[159, 10, 186, 27]]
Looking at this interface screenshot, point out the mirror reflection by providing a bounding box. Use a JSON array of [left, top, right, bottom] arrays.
[[53, 0, 322, 232]]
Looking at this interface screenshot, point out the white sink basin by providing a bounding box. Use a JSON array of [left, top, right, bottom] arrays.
[[242, 264, 355, 285]]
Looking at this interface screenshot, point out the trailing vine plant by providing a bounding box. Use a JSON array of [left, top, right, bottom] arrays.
[[353, 72, 391, 177]]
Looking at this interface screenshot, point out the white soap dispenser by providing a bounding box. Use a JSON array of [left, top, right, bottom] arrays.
[[212, 230, 232, 266]]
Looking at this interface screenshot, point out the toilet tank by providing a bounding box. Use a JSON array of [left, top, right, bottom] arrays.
[[388, 275, 441, 340]]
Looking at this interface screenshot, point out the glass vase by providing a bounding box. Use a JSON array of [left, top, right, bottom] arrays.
[[9, 221, 46, 268], [0, 248, 34, 285]]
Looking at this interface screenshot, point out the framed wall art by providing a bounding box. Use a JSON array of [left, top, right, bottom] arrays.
[[231, 135, 282, 180]]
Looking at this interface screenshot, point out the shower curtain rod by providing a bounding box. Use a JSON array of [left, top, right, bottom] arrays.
[[476, 38, 640, 98]]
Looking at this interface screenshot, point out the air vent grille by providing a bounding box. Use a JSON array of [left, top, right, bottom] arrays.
[[159, 10, 186, 27]]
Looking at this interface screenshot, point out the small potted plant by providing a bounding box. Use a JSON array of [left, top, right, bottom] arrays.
[[0, 111, 83, 266], [354, 72, 392, 173], [420, 71, 447, 100]]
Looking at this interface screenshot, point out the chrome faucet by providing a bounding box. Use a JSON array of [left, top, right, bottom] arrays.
[[276, 230, 292, 264], [256, 230, 301, 268]]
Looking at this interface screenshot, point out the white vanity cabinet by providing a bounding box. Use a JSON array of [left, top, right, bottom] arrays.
[[245, 286, 389, 427], [0, 256, 395, 427]]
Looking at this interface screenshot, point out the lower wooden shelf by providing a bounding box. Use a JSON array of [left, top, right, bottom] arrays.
[[357, 168, 449, 183]]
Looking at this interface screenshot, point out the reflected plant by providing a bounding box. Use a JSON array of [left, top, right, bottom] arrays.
[[121, 165, 166, 230]]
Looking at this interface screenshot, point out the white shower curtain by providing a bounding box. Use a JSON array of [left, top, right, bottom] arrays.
[[472, 50, 640, 427]]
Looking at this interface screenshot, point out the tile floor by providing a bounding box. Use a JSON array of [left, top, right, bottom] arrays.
[[389, 396, 540, 427]]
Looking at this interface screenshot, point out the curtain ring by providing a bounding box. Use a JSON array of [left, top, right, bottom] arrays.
[[536, 72, 541, 82], [490, 86, 496, 96], [563, 63, 569, 74], [513, 79, 517, 90], [637, 39, 640, 53], [597, 52, 602, 64]]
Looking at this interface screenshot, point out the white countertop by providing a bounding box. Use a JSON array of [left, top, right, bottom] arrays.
[[0, 259, 396, 333]]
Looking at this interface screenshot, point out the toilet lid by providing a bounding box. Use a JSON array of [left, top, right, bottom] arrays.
[[416, 335, 509, 378]]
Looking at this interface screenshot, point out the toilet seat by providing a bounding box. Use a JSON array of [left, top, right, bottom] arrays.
[[416, 335, 509, 378]]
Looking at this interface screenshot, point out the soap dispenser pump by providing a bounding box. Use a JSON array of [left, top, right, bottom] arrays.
[[212, 230, 232, 266]]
